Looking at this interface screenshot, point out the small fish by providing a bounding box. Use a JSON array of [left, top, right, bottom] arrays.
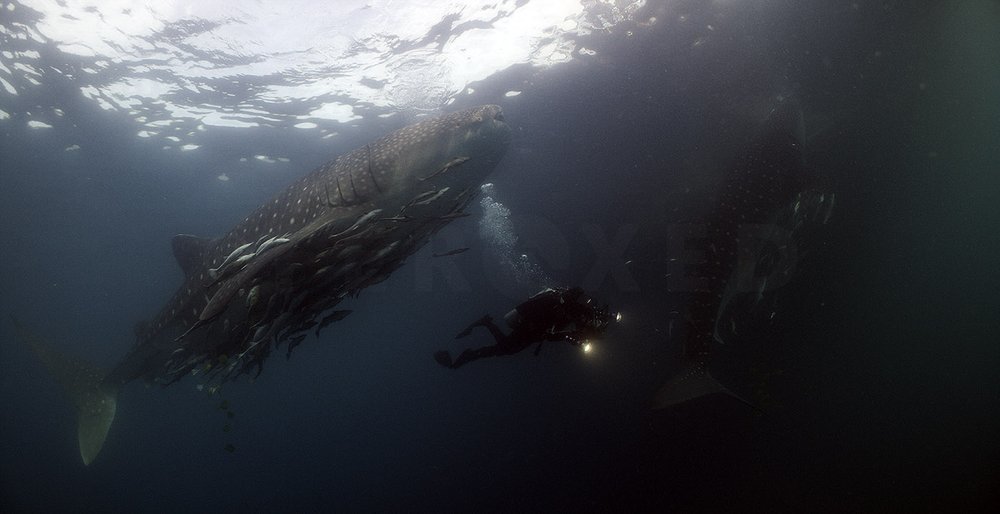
[[380, 215, 412, 223], [285, 334, 307, 360], [330, 209, 382, 240], [329, 262, 357, 279], [256, 236, 290, 255], [430, 212, 470, 221], [432, 247, 470, 258], [408, 187, 450, 207], [245, 284, 261, 309], [254, 235, 277, 251], [315, 310, 352, 337], [823, 193, 835, 224], [210, 242, 255, 278], [452, 186, 473, 205], [350, 209, 382, 230], [205, 249, 259, 287], [408, 190, 438, 205], [372, 241, 399, 261], [233, 253, 255, 266], [419, 156, 469, 181], [249, 324, 268, 344]]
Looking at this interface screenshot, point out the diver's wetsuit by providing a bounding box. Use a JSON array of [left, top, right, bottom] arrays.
[[435, 287, 610, 369]]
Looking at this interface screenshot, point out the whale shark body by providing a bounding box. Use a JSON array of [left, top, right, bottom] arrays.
[[15, 105, 511, 464], [652, 101, 834, 409]]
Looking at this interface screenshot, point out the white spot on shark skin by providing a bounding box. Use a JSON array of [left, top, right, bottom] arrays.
[[65, 144, 80, 151], [180, 144, 200, 151], [218, 173, 230, 182], [28, 120, 52, 128]]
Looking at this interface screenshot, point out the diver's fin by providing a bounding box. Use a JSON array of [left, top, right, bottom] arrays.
[[10, 317, 118, 465], [433, 350, 453, 368], [651, 361, 751, 410]]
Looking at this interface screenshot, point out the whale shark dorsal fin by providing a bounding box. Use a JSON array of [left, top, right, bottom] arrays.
[[171, 234, 213, 278]]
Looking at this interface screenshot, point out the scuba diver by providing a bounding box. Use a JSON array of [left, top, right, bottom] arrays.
[[434, 287, 616, 369]]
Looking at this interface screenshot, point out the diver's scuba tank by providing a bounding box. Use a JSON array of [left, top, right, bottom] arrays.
[[503, 308, 522, 330]]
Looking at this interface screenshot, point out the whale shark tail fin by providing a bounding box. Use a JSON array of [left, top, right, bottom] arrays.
[[10, 316, 118, 465], [651, 361, 752, 410]]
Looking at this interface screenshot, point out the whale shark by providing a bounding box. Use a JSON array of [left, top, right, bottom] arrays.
[[652, 100, 834, 409], [13, 104, 511, 465]]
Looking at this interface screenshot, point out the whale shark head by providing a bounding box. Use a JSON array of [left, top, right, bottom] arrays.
[[371, 104, 512, 198]]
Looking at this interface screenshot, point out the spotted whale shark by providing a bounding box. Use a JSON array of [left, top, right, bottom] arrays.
[[13, 105, 511, 465], [652, 100, 833, 409]]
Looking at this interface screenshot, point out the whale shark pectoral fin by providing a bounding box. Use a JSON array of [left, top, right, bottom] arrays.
[[651, 361, 751, 410], [10, 316, 119, 465]]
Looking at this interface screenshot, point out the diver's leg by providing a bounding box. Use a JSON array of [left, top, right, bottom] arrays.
[[449, 345, 500, 369], [455, 314, 494, 339], [479, 318, 509, 346]]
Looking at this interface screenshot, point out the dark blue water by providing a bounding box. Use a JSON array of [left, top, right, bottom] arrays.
[[2, 1, 998, 512]]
